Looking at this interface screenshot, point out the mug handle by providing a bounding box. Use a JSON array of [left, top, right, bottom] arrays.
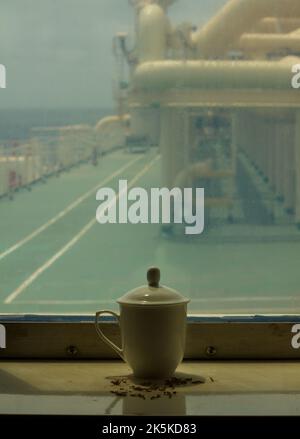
[[95, 310, 124, 360]]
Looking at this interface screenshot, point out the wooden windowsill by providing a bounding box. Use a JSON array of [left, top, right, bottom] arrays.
[[0, 360, 300, 416]]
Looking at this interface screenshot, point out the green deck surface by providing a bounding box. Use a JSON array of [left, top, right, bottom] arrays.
[[0, 149, 299, 315]]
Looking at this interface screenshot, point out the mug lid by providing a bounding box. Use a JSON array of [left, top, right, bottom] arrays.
[[117, 267, 190, 306]]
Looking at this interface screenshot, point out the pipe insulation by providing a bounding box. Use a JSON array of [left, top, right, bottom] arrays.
[[238, 33, 300, 53], [252, 18, 300, 34], [138, 3, 168, 62], [192, 0, 300, 58], [95, 115, 130, 132], [133, 60, 297, 91]]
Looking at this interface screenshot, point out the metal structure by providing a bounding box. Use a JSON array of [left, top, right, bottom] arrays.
[[122, 0, 300, 228]]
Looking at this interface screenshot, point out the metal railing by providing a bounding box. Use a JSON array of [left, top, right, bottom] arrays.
[[0, 121, 127, 198]]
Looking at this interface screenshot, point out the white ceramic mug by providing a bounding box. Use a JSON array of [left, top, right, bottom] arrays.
[[95, 268, 189, 379]]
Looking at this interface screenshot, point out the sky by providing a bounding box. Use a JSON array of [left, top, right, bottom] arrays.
[[0, 0, 228, 109]]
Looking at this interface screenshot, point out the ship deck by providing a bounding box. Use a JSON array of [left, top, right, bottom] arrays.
[[0, 148, 299, 315]]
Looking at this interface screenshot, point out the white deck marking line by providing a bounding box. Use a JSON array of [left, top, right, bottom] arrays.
[[13, 296, 299, 305], [0, 154, 143, 262], [4, 155, 160, 304], [190, 296, 300, 303], [14, 300, 114, 305]]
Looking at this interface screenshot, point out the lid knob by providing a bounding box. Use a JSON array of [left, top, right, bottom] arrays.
[[147, 267, 160, 288]]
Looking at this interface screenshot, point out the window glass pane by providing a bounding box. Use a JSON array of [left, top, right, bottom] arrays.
[[0, 0, 300, 315]]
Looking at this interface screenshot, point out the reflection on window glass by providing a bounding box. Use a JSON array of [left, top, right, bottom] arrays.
[[0, 0, 300, 315]]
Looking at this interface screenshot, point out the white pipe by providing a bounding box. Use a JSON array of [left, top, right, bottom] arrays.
[[238, 33, 300, 52], [130, 1, 176, 11], [138, 3, 168, 62], [252, 18, 300, 34], [95, 115, 130, 152], [192, 0, 300, 58], [95, 115, 130, 132], [134, 60, 296, 91]]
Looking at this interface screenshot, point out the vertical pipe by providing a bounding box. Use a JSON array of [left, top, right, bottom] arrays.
[[261, 118, 268, 180], [269, 119, 277, 194], [160, 107, 173, 188], [242, 112, 250, 159], [283, 121, 295, 214], [275, 123, 284, 201], [266, 121, 274, 191], [279, 124, 286, 203], [295, 111, 300, 227], [256, 116, 264, 175], [259, 117, 267, 179], [254, 116, 261, 172], [171, 108, 185, 187], [228, 111, 239, 220], [138, 4, 167, 62], [253, 114, 274, 219], [183, 109, 190, 169], [260, 117, 268, 181], [231, 111, 239, 176], [171, 109, 178, 184]]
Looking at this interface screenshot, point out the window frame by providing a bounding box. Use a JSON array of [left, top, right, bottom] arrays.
[[0, 314, 300, 360]]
